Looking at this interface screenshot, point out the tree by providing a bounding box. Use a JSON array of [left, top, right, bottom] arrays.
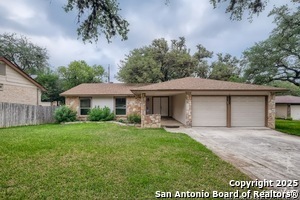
[[63, 1, 299, 43], [0, 33, 49, 74], [117, 37, 207, 83], [243, 5, 300, 86], [269, 81, 300, 96], [59, 60, 105, 90], [209, 53, 243, 82], [35, 71, 64, 103], [64, 0, 129, 43]]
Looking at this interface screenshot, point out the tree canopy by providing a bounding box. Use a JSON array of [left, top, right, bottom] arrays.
[[243, 5, 300, 86], [62, 0, 300, 43], [35, 70, 64, 103], [117, 37, 243, 83], [0, 33, 49, 74], [58, 60, 105, 90], [117, 37, 211, 83], [64, 0, 129, 43]]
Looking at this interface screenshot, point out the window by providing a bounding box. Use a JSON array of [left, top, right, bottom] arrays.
[[0, 83, 3, 91], [80, 98, 91, 115], [115, 98, 126, 115], [0, 63, 5, 76]]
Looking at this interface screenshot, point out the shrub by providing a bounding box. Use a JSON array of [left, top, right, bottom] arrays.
[[54, 106, 77, 123], [127, 113, 141, 124], [286, 117, 293, 121], [88, 106, 115, 121]]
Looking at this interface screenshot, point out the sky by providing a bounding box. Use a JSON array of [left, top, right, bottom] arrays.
[[0, 0, 294, 82]]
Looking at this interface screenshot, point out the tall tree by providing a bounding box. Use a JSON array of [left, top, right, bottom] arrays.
[[243, 5, 300, 86], [117, 37, 207, 83], [59, 60, 105, 90], [209, 53, 243, 82], [194, 44, 214, 78], [35, 70, 64, 103], [0, 33, 49, 74]]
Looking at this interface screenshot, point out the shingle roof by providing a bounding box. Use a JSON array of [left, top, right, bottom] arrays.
[[61, 77, 287, 96], [60, 83, 145, 96], [131, 77, 287, 92], [275, 95, 300, 104]]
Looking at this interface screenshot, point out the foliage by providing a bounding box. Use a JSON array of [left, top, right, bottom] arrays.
[[59, 60, 105, 91], [208, 53, 244, 82], [117, 37, 211, 83], [243, 5, 300, 86], [210, 0, 269, 20], [64, 0, 129, 43], [61, 0, 299, 43], [0, 32, 49, 74], [35, 70, 64, 103], [276, 119, 300, 136], [127, 113, 141, 124], [0, 123, 258, 199], [269, 81, 300, 96], [54, 106, 77, 123], [88, 106, 115, 121]]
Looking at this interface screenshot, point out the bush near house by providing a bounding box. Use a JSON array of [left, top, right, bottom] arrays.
[[88, 106, 115, 121], [54, 106, 77, 123], [127, 113, 141, 124]]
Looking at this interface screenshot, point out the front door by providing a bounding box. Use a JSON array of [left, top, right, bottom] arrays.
[[153, 97, 169, 117]]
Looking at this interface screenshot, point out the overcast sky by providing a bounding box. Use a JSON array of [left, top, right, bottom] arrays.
[[0, 0, 294, 82]]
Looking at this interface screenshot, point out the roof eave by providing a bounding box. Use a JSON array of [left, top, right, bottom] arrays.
[[0, 57, 46, 91], [131, 88, 289, 93]]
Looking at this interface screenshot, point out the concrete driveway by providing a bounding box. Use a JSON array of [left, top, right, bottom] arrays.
[[165, 127, 300, 184]]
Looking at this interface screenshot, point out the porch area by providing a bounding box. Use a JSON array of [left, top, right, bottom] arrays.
[[161, 117, 183, 128], [139, 92, 192, 128]]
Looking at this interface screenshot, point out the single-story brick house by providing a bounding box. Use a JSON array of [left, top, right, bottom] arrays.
[[275, 95, 300, 120], [61, 77, 286, 128], [0, 57, 46, 105]]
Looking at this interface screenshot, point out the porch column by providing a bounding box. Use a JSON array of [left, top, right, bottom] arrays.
[[141, 93, 146, 128], [185, 92, 192, 127], [267, 92, 275, 129]]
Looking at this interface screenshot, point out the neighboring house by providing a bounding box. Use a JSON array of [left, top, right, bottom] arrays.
[[275, 95, 300, 120], [61, 77, 286, 128], [0, 57, 46, 105]]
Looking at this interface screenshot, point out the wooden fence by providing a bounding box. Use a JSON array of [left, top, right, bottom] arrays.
[[0, 102, 57, 128]]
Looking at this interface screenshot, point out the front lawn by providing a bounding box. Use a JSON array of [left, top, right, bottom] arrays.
[[276, 119, 300, 136], [0, 123, 255, 199]]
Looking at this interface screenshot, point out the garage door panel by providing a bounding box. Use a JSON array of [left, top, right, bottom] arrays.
[[192, 96, 227, 126], [231, 97, 265, 127], [291, 105, 300, 120]]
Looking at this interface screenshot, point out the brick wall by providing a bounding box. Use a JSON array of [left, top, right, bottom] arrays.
[[126, 95, 141, 115], [0, 84, 40, 105], [268, 92, 276, 129], [65, 97, 79, 113], [185, 92, 192, 127], [143, 114, 161, 128]]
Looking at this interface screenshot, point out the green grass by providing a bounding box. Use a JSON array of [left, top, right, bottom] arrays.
[[0, 123, 256, 199], [276, 119, 300, 136]]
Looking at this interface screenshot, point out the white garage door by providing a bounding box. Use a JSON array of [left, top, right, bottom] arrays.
[[192, 96, 227, 126], [291, 105, 300, 120], [231, 96, 265, 127]]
